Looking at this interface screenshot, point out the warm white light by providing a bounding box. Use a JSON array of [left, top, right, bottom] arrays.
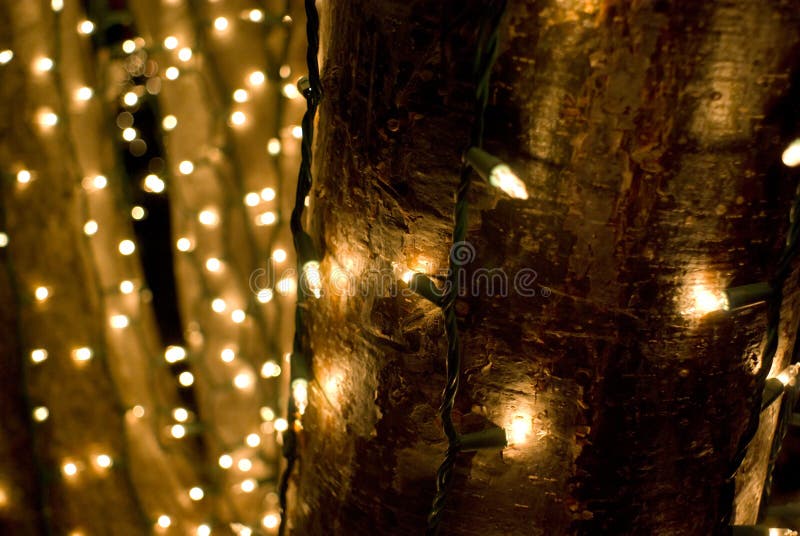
[[279, 64, 291, 78], [143, 174, 165, 193], [157, 515, 171, 528], [240, 479, 256, 493], [83, 218, 99, 236], [274, 418, 288, 432], [17, 169, 31, 184], [95, 454, 112, 468], [118, 239, 136, 255], [211, 298, 227, 313], [62, 462, 78, 477], [205, 258, 222, 272], [261, 361, 281, 378], [303, 261, 322, 299], [776, 364, 800, 386], [220, 348, 235, 363], [119, 280, 134, 294], [233, 371, 253, 390], [110, 315, 129, 329], [165, 67, 180, 80], [262, 514, 279, 529], [173, 407, 189, 422], [218, 454, 233, 469], [33, 406, 49, 422], [178, 47, 192, 62], [73, 347, 93, 362], [121, 40, 136, 54], [213, 17, 229, 31], [165, 345, 187, 363], [506, 415, 532, 446], [267, 138, 281, 155], [122, 127, 137, 141], [282, 83, 300, 99], [682, 284, 728, 318], [75, 86, 93, 101], [260, 407, 275, 421], [0, 50, 12, 64], [196, 525, 211, 536], [257, 289, 273, 303], [31, 349, 48, 363], [162, 115, 178, 131], [171, 424, 186, 438], [92, 175, 108, 189], [163, 36, 178, 50], [131, 405, 145, 418], [38, 109, 58, 128], [230, 111, 246, 126], [782, 139, 800, 167], [176, 237, 192, 252], [277, 275, 296, 296], [248, 70, 265, 86], [248, 9, 265, 22], [77, 20, 95, 35], [51, 0, 63, 12], [257, 212, 277, 226], [34, 286, 50, 302], [189, 486, 204, 501], [231, 309, 246, 323], [179, 160, 194, 175], [0, 233, 7, 247], [178, 371, 194, 386], [489, 165, 529, 200], [291, 125, 303, 139], [36, 57, 54, 72], [245, 433, 261, 447], [123, 91, 138, 106], [272, 249, 287, 263], [131, 206, 146, 220], [244, 192, 260, 206], [233, 89, 249, 103], [292, 379, 309, 415], [198, 208, 218, 226]]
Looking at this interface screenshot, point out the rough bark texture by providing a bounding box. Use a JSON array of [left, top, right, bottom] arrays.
[[290, 1, 800, 534]]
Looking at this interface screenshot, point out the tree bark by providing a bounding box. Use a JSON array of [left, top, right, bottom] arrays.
[[291, 1, 800, 534]]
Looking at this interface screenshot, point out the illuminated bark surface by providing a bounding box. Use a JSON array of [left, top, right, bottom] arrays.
[[290, 1, 800, 534]]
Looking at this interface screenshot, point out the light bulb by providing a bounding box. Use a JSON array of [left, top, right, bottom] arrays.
[[176, 237, 192, 252], [179, 160, 194, 175], [62, 462, 78, 477], [274, 418, 288, 432], [0, 232, 7, 247], [244, 192, 260, 206], [17, 169, 31, 184], [162, 115, 177, 131], [292, 379, 308, 415], [131, 206, 146, 220], [123, 91, 138, 106], [213, 17, 229, 31], [240, 479, 256, 493], [122, 127, 136, 141], [237, 458, 253, 472], [197, 525, 211, 536], [245, 433, 261, 447], [143, 174, 165, 193], [279, 65, 291, 78], [178, 371, 194, 386], [163, 36, 178, 50], [260, 407, 275, 421], [92, 175, 108, 189], [682, 284, 728, 318], [302, 261, 322, 298], [291, 125, 303, 139], [506, 415, 532, 446], [95, 454, 112, 468], [30, 349, 48, 363], [233, 89, 249, 103], [262, 514, 279, 529], [33, 406, 49, 422], [782, 139, 800, 167], [248, 70, 265, 86], [118, 239, 135, 255], [34, 286, 50, 302], [75, 86, 93, 101], [131, 405, 145, 418], [165, 66, 179, 80], [248, 9, 264, 22], [218, 454, 233, 468], [178, 47, 192, 62], [205, 258, 221, 272], [233, 371, 253, 390], [257, 212, 276, 226], [267, 138, 281, 155], [0, 50, 12, 64], [77, 20, 95, 35], [260, 361, 281, 378], [189, 486, 204, 501], [171, 424, 186, 438], [230, 111, 246, 126], [277, 275, 296, 296], [36, 57, 54, 72], [198, 208, 218, 226], [121, 40, 136, 54], [489, 165, 528, 200], [173, 407, 189, 422], [38, 109, 58, 128], [157, 515, 171, 528], [51, 0, 63, 12], [282, 83, 300, 99], [231, 309, 246, 323], [83, 220, 99, 236], [257, 289, 273, 303], [220, 348, 235, 363], [165, 345, 187, 363], [211, 298, 227, 313], [119, 280, 134, 294], [109, 314, 129, 329], [72, 346, 93, 362]]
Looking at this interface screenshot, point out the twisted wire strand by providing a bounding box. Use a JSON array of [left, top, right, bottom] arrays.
[[278, 1, 322, 535], [426, 2, 507, 534]]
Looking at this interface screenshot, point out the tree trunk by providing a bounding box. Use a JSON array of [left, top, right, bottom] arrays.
[[290, 1, 800, 534]]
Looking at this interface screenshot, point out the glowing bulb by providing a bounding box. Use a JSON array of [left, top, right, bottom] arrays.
[[110, 314, 129, 329], [245, 433, 261, 447], [34, 286, 50, 302], [123, 91, 138, 106], [72, 347, 93, 362], [267, 138, 281, 155], [302, 261, 322, 299], [489, 165, 528, 200], [683, 284, 728, 318], [776, 364, 800, 386], [506, 415, 532, 446], [205, 258, 221, 272], [231, 309, 246, 323], [30, 349, 48, 363], [279, 65, 292, 79], [165, 345, 187, 363], [131, 405, 145, 418], [277, 275, 296, 296], [0, 233, 7, 247], [233, 371, 253, 390], [36, 57, 53, 72], [176, 237, 192, 251], [121, 40, 136, 54], [118, 239, 135, 255], [178, 371, 194, 387], [260, 361, 281, 378], [33, 406, 49, 422], [248, 9, 264, 22], [119, 280, 134, 294], [233, 89, 249, 103], [257, 212, 277, 226], [122, 127, 137, 141], [291, 125, 303, 139], [248, 70, 265, 86], [162, 115, 177, 130], [16, 169, 31, 184], [163, 36, 178, 50], [95, 454, 112, 468], [282, 83, 300, 99], [257, 289, 273, 303], [292, 379, 309, 415], [240, 479, 256, 493], [77, 20, 95, 35], [165, 67, 179, 80], [197, 525, 211, 536], [189, 487, 204, 501], [237, 458, 253, 471], [179, 160, 194, 175], [213, 17, 229, 31], [211, 298, 227, 313], [62, 462, 78, 477], [171, 424, 186, 438], [260, 407, 275, 421], [178, 47, 192, 62], [143, 174, 165, 193], [51, 0, 63, 12], [220, 348, 235, 363], [0, 49, 11, 65], [38, 109, 58, 127], [274, 418, 288, 432], [75, 86, 93, 101], [198, 208, 218, 226], [131, 206, 146, 220], [782, 139, 800, 167], [272, 249, 287, 263], [157, 515, 171, 528], [218, 454, 233, 468], [92, 175, 108, 189], [230, 111, 246, 126], [262, 514, 279, 529], [173, 407, 189, 422], [244, 192, 260, 206]]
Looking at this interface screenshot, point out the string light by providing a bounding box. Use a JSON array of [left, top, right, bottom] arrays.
[[123, 91, 138, 107], [211, 298, 227, 313], [231, 309, 246, 323], [272, 249, 287, 263], [109, 314, 129, 329], [131, 206, 146, 220], [143, 174, 165, 193], [248, 9, 265, 22], [0, 232, 7, 247], [118, 239, 136, 255], [31, 349, 48, 364], [260, 361, 281, 378], [291, 125, 303, 139], [274, 418, 288, 432], [121, 40, 137, 54], [257, 289, 273, 303], [93, 174, 108, 189], [32, 406, 49, 422], [257, 212, 277, 226], [0, 50, 12, 64], [77, 20, 95, 35], [163, 36, 178, 50], [245, 433, 261, 447], [233, 371, 253, 390], [34, 286, 50, 302], [230, 111, 246, 126], [282, 83, 300, 100], [197, 525, 211, 536], [291, 379, 308, 415], [218, 454, 233, 469], [260, 407, 275, 421], [171, 424, 186, 438], [220, 348, 235, 363], [178, 371, 195, 387], [157, 515, 172, 528], [464, 147, 528, 200], [62, 462, 78, 477], [16, 169, 31, 184], [179, 160, 195, 175], [263, 187, 277, 199], [213, 17, 229, 32], [75, 86, 93, 101], [244, 192, 260, 206], [164, 345, 187, 363], [131, 405, 145, 418], [72, 347, 93, 362], [198, 208, 218, 226], [262, 514, 279, 529], [237, 458, 252, 471], [122, 128, 137, 142], [173, 408, 189, 422], [248, 70, 265, 86], [205, 258, 221, 272], [178, 47, 193, 62], [302, 261, 322, 299], [233, 89, 249, 103], [165, 67, 180, 80], [506, 415, 533, 446], [162, 115, 178, 130], [176, 237, 193, 252], [782, 139, 800, 167], [189, 487, 204, 501], [36, 57, 53, 72], [37, 109, 59, 128], [50, 0, 63, 12], [240, 479, 256, 493], [95, 454, 113, 469], [267, 138, 282, 155], [119, 280, 134, 294]]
